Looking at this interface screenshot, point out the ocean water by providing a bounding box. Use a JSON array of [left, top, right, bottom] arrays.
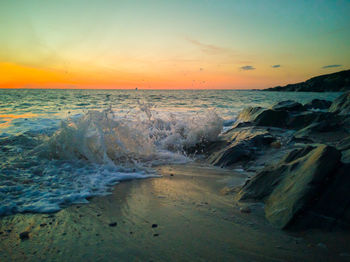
[[0, 89, 341, 216]]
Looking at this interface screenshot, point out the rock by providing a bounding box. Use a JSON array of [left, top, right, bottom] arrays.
[[329, 91, 350, 115], [293, 118, 342, 141], [337, 137, 350, 163], [238, 105, 295, 128], [237, 107, 265, 122], [253, 109, 290, 128], [208, 127, 275, 167], [151, 224, 158, 228], [341, 149, 350, 163], [308, 163, 350, 228], [272, 100, 305, 112], [270, 141, 281, 148], [337, 136, 350, 151], [304, 99, 332, 110], [109, 222, 117, 227], [237, 144, 341, 229], [287, 111, 335, 130], [19, 231, 30, 240], [239, 206, 251, 213]]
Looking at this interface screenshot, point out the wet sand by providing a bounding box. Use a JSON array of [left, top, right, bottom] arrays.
[[1, 163, 349, 262]]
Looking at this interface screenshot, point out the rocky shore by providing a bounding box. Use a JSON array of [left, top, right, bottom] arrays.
[[206, 91, 350, 230], [265, 69, 350, 92], [1, 92, 350, 261]]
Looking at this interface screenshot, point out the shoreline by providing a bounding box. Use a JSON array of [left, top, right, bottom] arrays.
[[1, 163, 349, 261], [2, 91, 350, 261]]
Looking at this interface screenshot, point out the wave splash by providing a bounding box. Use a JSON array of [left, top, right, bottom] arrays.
[[45, 105, 223, 166], [0, 105, 223, 215]]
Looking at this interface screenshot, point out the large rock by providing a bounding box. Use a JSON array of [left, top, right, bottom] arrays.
[[337, 137, 350, 163], [304, 99, 332, 110], [307, 163, 350, 228], [337, 136, 350, 151], [272, 100, 305, 112], [329, 91, 350, 115], [208, 127, 275, 167], [237, 107, 265, 122], [341, 149, 350, 163], [237, 144, 341, 229], [237, 107, 290, 128], [287, 111, 334, 130], [253, 109, 290, 128]]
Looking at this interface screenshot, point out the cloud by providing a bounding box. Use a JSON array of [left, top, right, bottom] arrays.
[[272, 64, 281, 68], [186, 37, 231, 55], [240, 65, 255, 70], [322, 64, 342, 69]]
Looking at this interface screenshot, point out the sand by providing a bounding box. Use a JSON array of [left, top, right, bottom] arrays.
[[1, 163, 349, 262]]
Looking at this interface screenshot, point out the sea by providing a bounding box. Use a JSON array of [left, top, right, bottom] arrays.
[[0, 89, 341, 216]]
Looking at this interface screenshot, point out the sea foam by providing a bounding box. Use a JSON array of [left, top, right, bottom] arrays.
[[0, 105, 223, 216]]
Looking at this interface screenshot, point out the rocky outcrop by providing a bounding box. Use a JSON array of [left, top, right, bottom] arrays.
[[237, 107, 290, 128], [329, 91, 350, 115], [237, 100, 342, 132], [337, 136, 350, 163], [304, 99, 332, 110], [208, 127, 275, 167], [272, 100, 305, 112], [265, 69, 350, 92], [237, 145, 342, 229], [212, 92, 350, 230]]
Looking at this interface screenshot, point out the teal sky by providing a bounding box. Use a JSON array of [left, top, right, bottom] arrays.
[[1, 0, 350, 89]]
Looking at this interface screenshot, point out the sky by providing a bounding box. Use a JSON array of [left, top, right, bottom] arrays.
[[1, 0, 350, 89]]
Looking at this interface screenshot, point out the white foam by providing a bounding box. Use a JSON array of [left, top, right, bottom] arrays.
[[0, 106, 224, 216]]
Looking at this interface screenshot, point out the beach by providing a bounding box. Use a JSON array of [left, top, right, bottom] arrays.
[[1, 163, 350, 262]]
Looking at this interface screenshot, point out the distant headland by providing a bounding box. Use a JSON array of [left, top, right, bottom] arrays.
[[265, 69, 350, 92]]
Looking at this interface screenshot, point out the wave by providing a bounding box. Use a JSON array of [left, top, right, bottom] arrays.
[[0, 105, 223, 216]]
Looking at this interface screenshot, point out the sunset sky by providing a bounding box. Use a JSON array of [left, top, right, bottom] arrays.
[[1, 0, 350, 89]]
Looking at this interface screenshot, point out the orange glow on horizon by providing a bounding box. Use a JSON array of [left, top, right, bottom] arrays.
[[1, 62, 265, 89]]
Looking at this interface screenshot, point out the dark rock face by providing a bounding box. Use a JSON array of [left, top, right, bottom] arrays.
[[253, 109, 290, 128], [237, 145, 342, 229], [304, 99, 332, 110], [337, 137, 350, 163], [287, 111, 333, 130], [237, 107, 290, 128], [306, 163, 350, 228], [210, 91, 350, 230], [265, 69, 350, 92], [329, 91, 350, 115], [208, 127, 275, 167], [272, 100, 305, 112], [237, 107, 265, 122], [341, 149, 350, 163]]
